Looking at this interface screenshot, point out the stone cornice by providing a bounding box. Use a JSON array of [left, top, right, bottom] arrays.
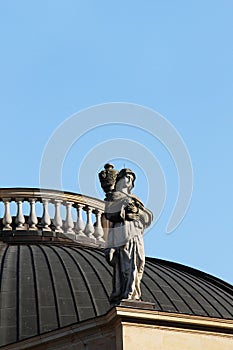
[[113, 306, 233, 334], [2, 305, 233, 349]]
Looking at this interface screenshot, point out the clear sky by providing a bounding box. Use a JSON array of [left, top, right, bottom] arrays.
[[0, 1, 232, 284]]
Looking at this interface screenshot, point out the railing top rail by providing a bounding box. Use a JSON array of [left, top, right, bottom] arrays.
[[0, 188, 105, 210]]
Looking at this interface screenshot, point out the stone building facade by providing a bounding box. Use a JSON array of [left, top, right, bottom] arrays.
[[0, 188, 232, 349]]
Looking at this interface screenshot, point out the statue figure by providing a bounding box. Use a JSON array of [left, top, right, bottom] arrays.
[[101, 165, 153, 303]]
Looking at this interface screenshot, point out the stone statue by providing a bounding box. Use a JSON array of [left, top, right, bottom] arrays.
[[99, 164, 153, 303]]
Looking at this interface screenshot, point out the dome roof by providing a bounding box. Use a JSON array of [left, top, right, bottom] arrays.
[[0, 241, 233, 347]]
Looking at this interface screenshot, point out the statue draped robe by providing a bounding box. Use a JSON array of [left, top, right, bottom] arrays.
[[105, 191, 152, 302]]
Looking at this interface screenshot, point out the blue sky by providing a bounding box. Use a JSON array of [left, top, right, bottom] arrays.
[[0, 1, 232, 284]]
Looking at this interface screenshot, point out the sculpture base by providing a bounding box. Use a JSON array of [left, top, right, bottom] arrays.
[[115, 299, 156, 310]]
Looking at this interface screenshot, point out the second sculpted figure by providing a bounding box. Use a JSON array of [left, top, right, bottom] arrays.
[[100, 165, 153, 303]]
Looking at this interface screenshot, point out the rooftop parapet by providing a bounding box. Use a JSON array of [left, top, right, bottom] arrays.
[[0, 188, 105, 246]]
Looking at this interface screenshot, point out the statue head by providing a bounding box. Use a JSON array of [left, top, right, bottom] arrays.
[[115, 168, 136, 193]]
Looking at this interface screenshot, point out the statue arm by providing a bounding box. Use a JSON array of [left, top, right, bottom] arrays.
[[105, 198, 128, 223], [138, 207, 153, 228]]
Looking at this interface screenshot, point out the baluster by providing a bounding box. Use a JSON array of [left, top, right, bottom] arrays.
[[75, 204, 85, 237], [15, 198, 25, 230], [41, 198, 51, 231], [2, 198, 12, 231], [64, 201, 75, 238], [94, 209, 104, 241], [84, 206, 95, 238], [28, 198, 38, 230], [54, 199, 63, 232]]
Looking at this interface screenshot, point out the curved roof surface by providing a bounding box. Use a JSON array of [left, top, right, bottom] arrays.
[[0, 242, 233, 347]]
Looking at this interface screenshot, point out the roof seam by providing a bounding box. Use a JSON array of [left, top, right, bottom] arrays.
[[148, 262, 195, 314], [28, 245, 40, 335], [143, 267, 179, 312], [169, 265, 233, 318], [60, 246, 98, 318], [0, 245, 8, 294], [141, 277, 163, 310], [86, 249, 112, 276], [69, 247, 110, 309], [151, 262, 205, 314], [16, 246, 20, 342], [160, 263, 225, 318], [37, 245, 60, 328], [150, 258, 233, 294], [47, 245, 80, 323]]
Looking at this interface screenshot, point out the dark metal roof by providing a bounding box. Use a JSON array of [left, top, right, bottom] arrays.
[[0, 242, 233, 347]]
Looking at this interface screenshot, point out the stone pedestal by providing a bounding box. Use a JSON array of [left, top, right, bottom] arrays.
[[118, 299, 156, 310]]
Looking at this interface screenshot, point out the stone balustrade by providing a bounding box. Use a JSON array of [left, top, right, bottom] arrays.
[[0, 188, 105, 246]]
